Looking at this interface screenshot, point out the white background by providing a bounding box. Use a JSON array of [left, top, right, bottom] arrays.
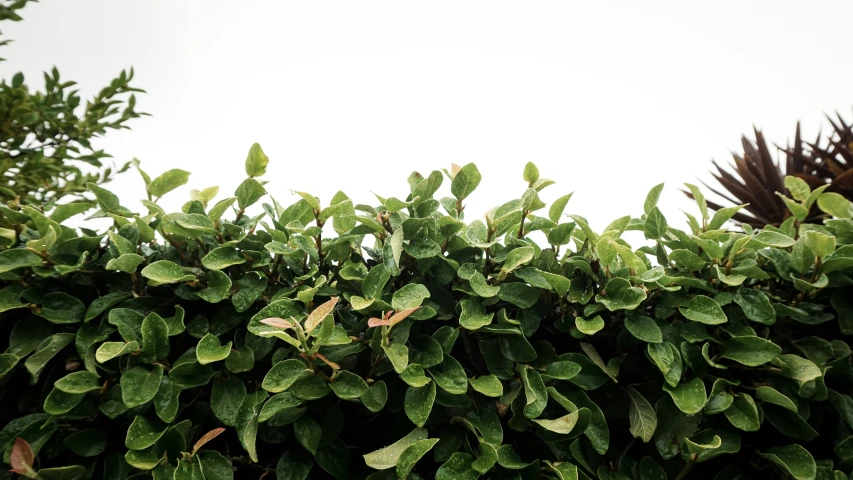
[[5, 1, 853, 232]]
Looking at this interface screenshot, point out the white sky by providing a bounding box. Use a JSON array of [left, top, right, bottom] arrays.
[[5, 1, 853, 232]]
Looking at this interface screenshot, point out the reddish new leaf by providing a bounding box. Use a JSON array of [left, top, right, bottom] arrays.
[[193, 427, 225, 453], [389, 306, 421, 327], [9, 438, 34, 475], [304, 297, 338, 333], [260, 317, 297, 329]]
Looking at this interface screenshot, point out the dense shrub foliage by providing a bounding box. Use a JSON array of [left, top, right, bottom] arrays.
[[0, 0, 146, 207], [3, 147, 853, 480]]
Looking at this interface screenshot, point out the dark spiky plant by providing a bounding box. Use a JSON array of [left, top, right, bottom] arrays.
[[691, 111, 853, 228]]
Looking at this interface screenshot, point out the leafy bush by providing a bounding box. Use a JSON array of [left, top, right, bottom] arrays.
[[2, 148, 853, 480], [0, 0, 146, 207]]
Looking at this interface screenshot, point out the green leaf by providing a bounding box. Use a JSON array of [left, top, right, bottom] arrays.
[[169, 361, 216, 389], [804, 230, 836, 258], [329, 371, 369, 400], [202, 247, 246, 270], [404, 237, 441, 259], [396, 438, 439, 479], [751, 231, 796, 248], [141, 260, 196, 284], [95, 341, 139, 363], [276, 450, 313, 480], [153, 377, 180, 423], [502, 246, 534, 273], [719, 336, 781, 366], [196, 333, 232, 364], [549, 193, 573, 223], [212, 376, 246, 426], [469, 272, 500, 297], [724, 393, 760, 431], [450, 163, 482, 201], [232, 272, 266, 313], [54, 371, 101, 394], [756, 386, 797, 412], [497, 282, 540, 308], [773, 354, 822, 392], [597, 278, 646, 311], [37, 466, 89, 480], [401, 365, 431, 387], [575, 315, 604, 335], [663, 378, 706, 415], [226, 346, 255, 373], [532, 408, 591, 434], [459, 298, 494, 330], [627, 387, 657, 442], [643, 183, 665, 214], [62, 429, 107, 458], [429, 355, 468, 394], [379, 342, 407, 374], [192, 186, 220, 204], [405, 382, 436, 428], [392, 284, 430, 311], [122, 365, 164, 408], [520, 366, 548, 419], [245, 142, 269, 177], [669, 249, 705, 271], [236, 391, 268, 462], [684, 429, 741, 462], [126, 416, 166, 450], [198, 451, 232, 480], [257, 392, 301, 423], [0, 248, 43, 273], [262, 359, 313, 393], [469, 375, 503, 397], [680, 295, 727, 325], [625, 315, 663, 343], [362, 380, 388, 413], [390, 227, 404, 268], [818, 192, 853, 218], [760, 445, 816, 480], [294, 416, 322, 455], [684, 183, 708, 220], [149, 169, 191, 197], [36, 292, 84, 324], [733, 289, 775, 325], [364, 428, 429, 470], [141, 313, 170, 362], [87, 183, 120, 212], [84, 293, 131, 321], [522, 162, 540, 183], [25, 333, 74, 382], [236, 178, 267, 209], [708, 205, 746, 231], [785, 176, 811, 201], [648, 342, 682, 388], [106, 253, 144, 273], [363, 265, 390, 299], [644, 207, 668, 239], [43, 388, 83, 415]]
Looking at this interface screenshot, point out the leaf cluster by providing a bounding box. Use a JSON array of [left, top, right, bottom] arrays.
[[0, 1, 147, 207]]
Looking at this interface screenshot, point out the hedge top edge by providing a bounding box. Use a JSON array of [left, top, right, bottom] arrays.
[[1, 146, 853, 480]]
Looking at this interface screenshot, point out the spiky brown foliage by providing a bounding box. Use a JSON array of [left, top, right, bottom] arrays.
[[691, 111, 853, 228]]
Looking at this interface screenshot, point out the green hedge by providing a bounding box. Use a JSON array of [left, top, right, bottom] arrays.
[[1, 147, 852, 480]]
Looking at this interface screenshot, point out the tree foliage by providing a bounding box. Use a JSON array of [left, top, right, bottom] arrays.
[[0, 145, 851, 480], [0, 0, 146, 207]]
